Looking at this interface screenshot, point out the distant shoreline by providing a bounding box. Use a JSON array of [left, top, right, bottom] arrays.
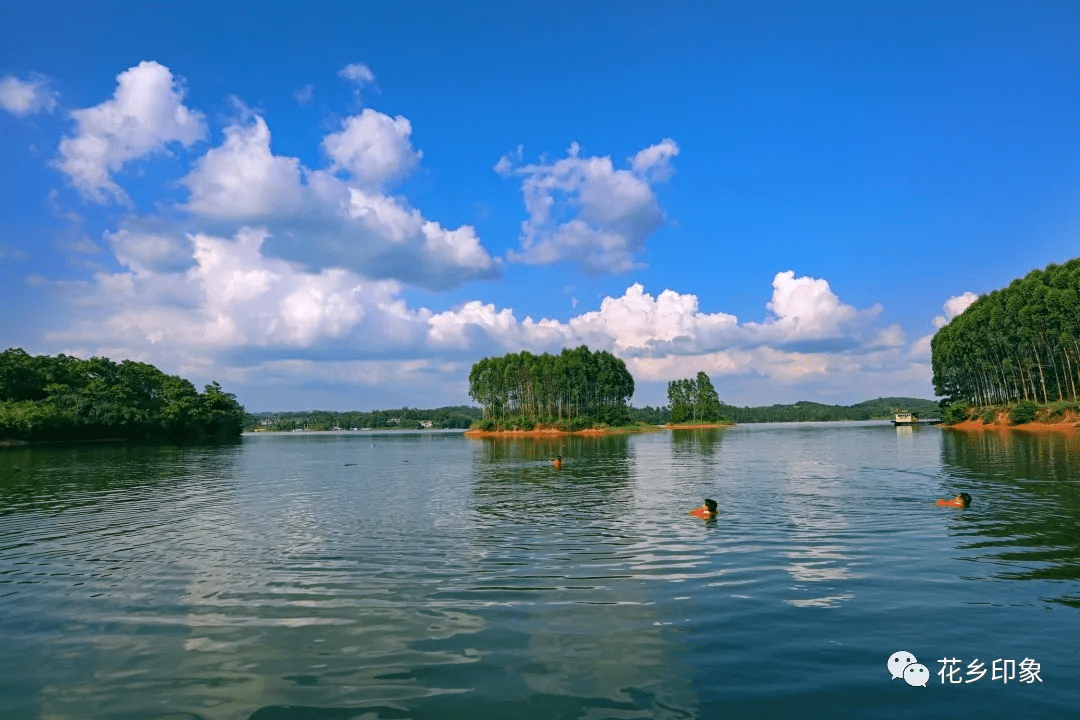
[[664, 422, 735, 429], [1, 437, 130, 448]]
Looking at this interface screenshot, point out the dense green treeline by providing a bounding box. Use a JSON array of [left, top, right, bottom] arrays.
[[0, 348, 245, 442], [718, 396, 940, 423], [468, 346, 635, 427], [932, 258, 1080, 407], [626, 405, 671, 425], [246, 405, 482, 431], [247, 395, 937, 431], [667, 372, 728, 422]]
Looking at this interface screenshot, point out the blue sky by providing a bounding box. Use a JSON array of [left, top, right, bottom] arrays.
[[2, 1, 1077, 412]]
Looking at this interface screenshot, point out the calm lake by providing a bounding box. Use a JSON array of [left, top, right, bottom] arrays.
[[1, 422, 1078, 719]]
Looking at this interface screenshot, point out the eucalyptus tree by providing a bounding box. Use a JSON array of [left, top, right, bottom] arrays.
[[666, 372, 725, 422], [468, 345, 635, 424], [932, 257, 1080, 406]]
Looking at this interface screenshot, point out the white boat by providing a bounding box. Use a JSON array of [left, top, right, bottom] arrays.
[[892, 412, 940, 426]]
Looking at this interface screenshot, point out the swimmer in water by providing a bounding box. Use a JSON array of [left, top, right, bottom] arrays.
[[936, 492, 972, 508], [551, 455, 563, 468], [689, 498, 717, 519]]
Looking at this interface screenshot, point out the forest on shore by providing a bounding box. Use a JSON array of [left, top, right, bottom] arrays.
[[717, 397, 940, 423], [0, 348, 246, 442], [933, 258, 1080, 424], [245, 406, 481, 431]]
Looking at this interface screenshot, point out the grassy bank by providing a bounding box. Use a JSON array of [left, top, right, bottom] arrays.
[[665, 420, 735, 429]]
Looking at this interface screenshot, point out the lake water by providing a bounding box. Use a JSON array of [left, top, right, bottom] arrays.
[[1, 422, 1078, 719]]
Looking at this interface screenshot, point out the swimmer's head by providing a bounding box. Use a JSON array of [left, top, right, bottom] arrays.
[[957, 493, 972, 507], [703, 499, 717, 514]]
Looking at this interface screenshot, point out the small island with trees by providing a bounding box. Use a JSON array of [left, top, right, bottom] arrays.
[[0, 348, 246, 444], [462, 345, 739, 435], [465, 346, 651, 434], [664, 371, 732, 428]]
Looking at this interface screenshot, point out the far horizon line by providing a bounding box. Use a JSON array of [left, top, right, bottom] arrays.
[[246, 395, 941, 415]]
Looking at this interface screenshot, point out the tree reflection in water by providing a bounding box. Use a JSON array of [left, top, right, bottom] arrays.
[[941, 429, 1080, 607]]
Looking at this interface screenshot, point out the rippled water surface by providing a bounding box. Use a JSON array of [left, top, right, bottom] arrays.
[[1, 423, 1078, 719]]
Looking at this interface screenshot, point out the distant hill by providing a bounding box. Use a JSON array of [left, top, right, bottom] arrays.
[[718, 396, 940, 423]]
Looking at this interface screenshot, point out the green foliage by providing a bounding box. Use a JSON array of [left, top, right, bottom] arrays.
[[1046, 401, 1080, 422], [1009, 401, 1038, 425], [468, 346, 634, 426], [668, 372, 726, 422], [625, 405, 670, 424], [0, 348, 244, 442], [931, 257, 1080, 406], [556, 416, 594, 431], [981, 409, 997, 424], [941, 401, 971, 425], [715, 396, 939, 423], [248, 405, 483, 431]]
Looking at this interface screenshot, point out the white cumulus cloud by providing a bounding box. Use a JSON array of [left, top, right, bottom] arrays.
[[55, 61, 207, 203], [48, 226, 431, 356], [323, 109, 421, 188], [567, 283, 739, 354], [427, 272, 882, 359], [933, 291, 979, 328], [497, 139, 678, 274], [338, 62, 378, 101], [910, 290, 981, 359], [183, 115, 306, 219], [181, 112, 498, 290], [630, 138, 679, 181], [744, 271, 882, 345], [0, 74, 58, 116], [103, 227, 195, 275]]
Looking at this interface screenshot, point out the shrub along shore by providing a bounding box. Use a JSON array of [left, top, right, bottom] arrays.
[[940, 399, 1080, 430]]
